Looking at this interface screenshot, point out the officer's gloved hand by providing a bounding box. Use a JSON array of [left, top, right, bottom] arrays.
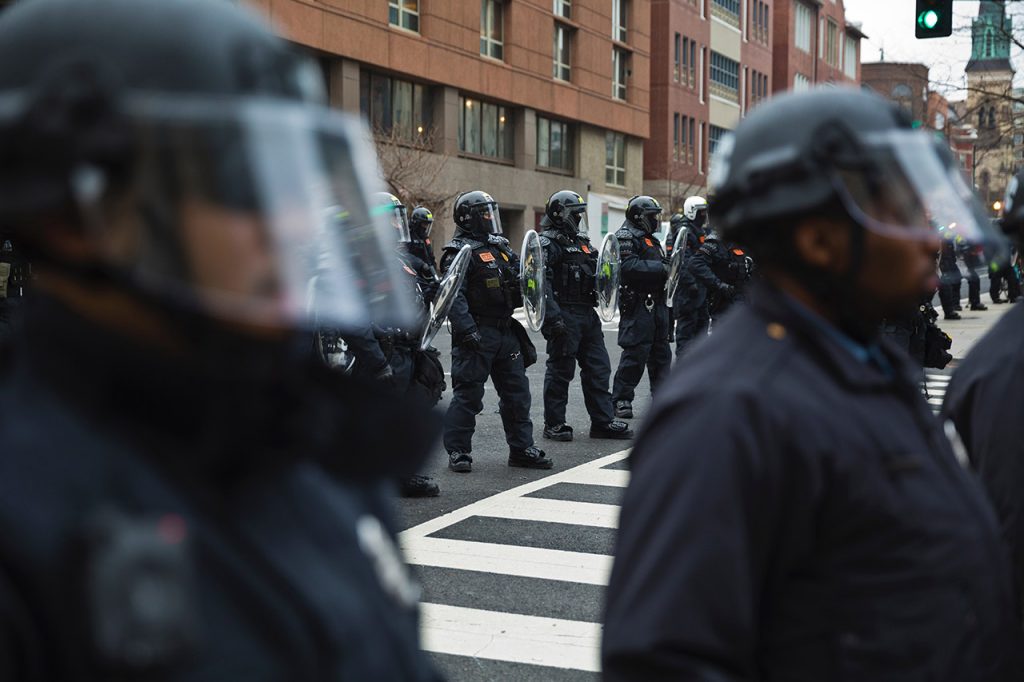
[[718, 283, 736, 298], [543, 318, 569, 340], [457, 330, 483, 351]]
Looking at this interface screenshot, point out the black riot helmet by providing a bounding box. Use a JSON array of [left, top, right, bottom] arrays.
[[0, 0, 414, 333], [409, 206, 434, 241], [709, 87, 1002, 263], [626, 195, 663, 234], [545, 190, 588, 235], [453, 190, 502, 238]]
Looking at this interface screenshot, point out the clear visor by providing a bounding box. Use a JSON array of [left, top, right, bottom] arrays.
[[832, 130, 1002, 253], [479, 205, 503, 235], [377, 204, 411, 243], [569, 207, 589, 234], [102, 96, 414, 331]]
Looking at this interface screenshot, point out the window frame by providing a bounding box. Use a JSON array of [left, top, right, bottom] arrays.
[[480, 0, 504, 60], [612, 0, 628, 43], [388, 0, 420, 32], [553, 0, 571, 19], [553, 22, 572, 82], [612, 47, 629, 100], [709, 50, 740, 100], [794, 2, 812, 53], [360, 70, 432, 143], [537, 115, 575, 173], [458, 95, 514, 161], [605, 132, 626, 187]]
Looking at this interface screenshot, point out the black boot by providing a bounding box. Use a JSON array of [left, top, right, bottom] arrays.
[[508, 446, 553, 469], [614, 400, 633, 419], [400, 475, 440, 498], [590, 420, 634, 440], [970, 302, 988, 311], [448, 451, 473, 473], [543, 423, 574, 442]]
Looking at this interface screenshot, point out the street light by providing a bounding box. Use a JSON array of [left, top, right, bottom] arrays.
[[993, 200, 1003, 213]]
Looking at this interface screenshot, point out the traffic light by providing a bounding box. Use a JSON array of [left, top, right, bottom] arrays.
[[915, 0, 952, 39]]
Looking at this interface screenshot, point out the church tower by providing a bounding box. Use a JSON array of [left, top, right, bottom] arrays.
[[965, 0, 1016, 210]]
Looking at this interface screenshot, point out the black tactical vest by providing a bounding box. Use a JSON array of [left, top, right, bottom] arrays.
[[542, 230, 597, 307]]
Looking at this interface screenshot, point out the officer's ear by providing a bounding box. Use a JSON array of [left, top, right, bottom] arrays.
[[791, 216, 850, 274]]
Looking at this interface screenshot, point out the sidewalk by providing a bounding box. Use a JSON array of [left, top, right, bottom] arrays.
[[939, 300, 1016, 361]]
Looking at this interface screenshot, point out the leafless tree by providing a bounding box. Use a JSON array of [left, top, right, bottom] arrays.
[[662, 161, 705, 216], [371, 124, 460, 221]]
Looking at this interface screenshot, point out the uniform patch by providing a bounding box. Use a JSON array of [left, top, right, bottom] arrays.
[[500, 252, 509, 261], [479, 252, 495, 262], [485, 278, 501, 288], [402, 264, 416, 275], [732, 248, 745, 256], [644, 238, 654, 247], [581, 244, 591, 253]]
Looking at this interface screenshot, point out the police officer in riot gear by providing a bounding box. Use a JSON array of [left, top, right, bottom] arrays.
[[959, 238, 987, 311], [944, 167, 1024, 619], [604, 88, 1024, 679], [938, 233, 963, 319], [666, 196, 709, 360], [694, 228, 751, 322], [610, 195, 672, 419], [0, 236, 29, 342], [0, 1, 441, 678], [538, 190, 632, 442], [408, 206, 438, 276], [441, 190, 551, 472]]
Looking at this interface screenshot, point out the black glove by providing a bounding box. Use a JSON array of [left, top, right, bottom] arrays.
[[717, 283, 735, 298], [457, 330, 483, 351], [544, 318, 569, 340]]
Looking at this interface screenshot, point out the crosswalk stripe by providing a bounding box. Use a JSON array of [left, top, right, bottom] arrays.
[[474, 496, 621, 529], [402, 536, 613, 585], [419, 603, 602, 672], [557, 467, 630, 488]]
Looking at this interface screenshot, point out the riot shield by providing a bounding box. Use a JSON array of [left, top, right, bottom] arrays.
[[596, 233, 620, 322], [664, 226, 689, 307], [420, 244, 472, 350], [520, 229, 546, 331]]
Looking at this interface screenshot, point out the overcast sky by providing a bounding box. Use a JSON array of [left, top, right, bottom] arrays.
[[843, 0, 1024, 100]]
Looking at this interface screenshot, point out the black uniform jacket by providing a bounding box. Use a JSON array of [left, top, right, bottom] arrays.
[[0, 298, 442, 681], [603, 283, 1024, 681], [943, 302, 1024, 616]]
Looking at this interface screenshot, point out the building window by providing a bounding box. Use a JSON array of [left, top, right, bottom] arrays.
[[605, 132, 626, 186], [688, 117, 695, 163], [794, 2, 812, 53], [553, 23, 572, 81], [689, 39, 697, 87], [389, 0, 419, 32], [749, 70, 767, 108], [709, 124, 728, 156], [360, 70, 432, 142], [711, 0, 740, 27], [673, 112, 680, 161], [537, 116, 574, 172], [674, 33, 681, 82], [709, 51, 739, 100], [553, 0, 571, 19], [843, 34, 858, 79], [458, 96, 513, 160], [794, 73, 810, 92], [480, 0, 504, 60], [825, 19, 839, 66], [613, 48, 629, 100], [613, 0, 628, 42]]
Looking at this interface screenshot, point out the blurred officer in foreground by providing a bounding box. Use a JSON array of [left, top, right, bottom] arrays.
[[603, 88, 1024, 680], [0, 0, 441, 679], [538, 190, 632, 442], [441, 191, 550, 472], [944, 168, 1024, 619], [610, 195, 671, 419]]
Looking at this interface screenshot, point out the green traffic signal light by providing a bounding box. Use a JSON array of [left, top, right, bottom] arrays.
[[915, 0, 951, 38]]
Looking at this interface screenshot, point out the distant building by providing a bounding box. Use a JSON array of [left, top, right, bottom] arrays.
[[772, 0, 863, 94], [861, 62, 929, 125]]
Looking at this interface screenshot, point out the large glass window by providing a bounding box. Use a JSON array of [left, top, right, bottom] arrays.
[[537, 116, 574, 172], [843, 34, 858, 79], [613, 48, 629, 100], [480, 0, 504, 60], [554, 23, 572, 81], [674, 33, 681, 82], [359, 70, 432, 142], [605, 132, 626, 186], [709, 124, 729, 156], [673, 112, 680, 161], [793, 73, 810, 92], [553, 0, 571, 19], [613, 0, 628, 42], [458, 96, 513, 160], [794, 2, 812, 53], [388, 0, 419, 32], [711, 0, 740, 26], [709, 51, 739, 100]]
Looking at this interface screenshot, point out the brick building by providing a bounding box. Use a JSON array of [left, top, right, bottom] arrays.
[[643, 0, 774, 213], [244, 0, 651, 246], [772, 0, 862, 93], [644, 0, 862, 212], [861, 62, 930, 125]]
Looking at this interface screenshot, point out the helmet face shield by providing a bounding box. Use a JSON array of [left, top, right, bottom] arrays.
[[831, 130, 1002, 253], [477, 203, 503, 235], [102, 96, 415, 332], [374, 199, 411, 244]]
